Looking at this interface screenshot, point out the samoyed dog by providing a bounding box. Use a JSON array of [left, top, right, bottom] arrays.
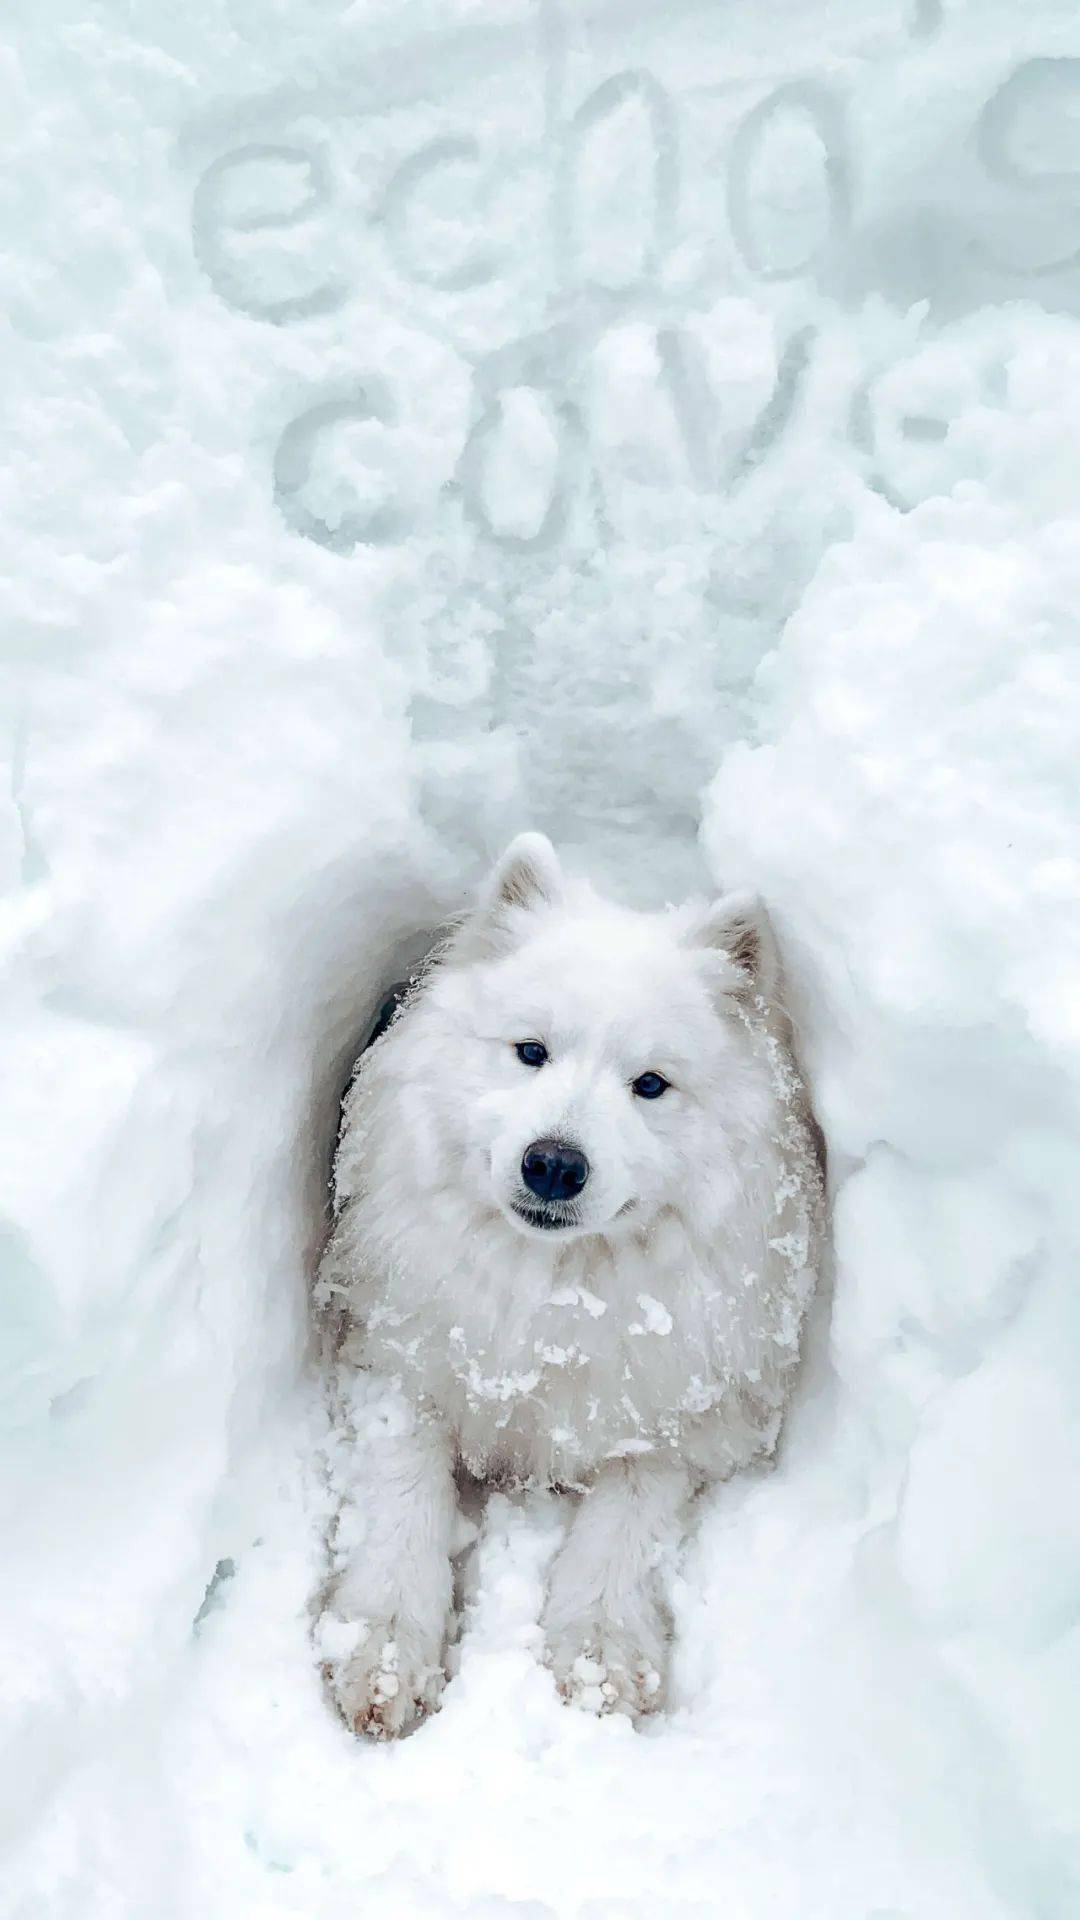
[[315, 834, 823, 1737]]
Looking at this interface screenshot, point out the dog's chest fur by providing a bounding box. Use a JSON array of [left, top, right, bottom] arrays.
[[322, 1093, 819, 1489]]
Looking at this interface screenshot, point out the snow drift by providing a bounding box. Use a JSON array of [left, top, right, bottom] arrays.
[[2, 0, 1078, 1914]]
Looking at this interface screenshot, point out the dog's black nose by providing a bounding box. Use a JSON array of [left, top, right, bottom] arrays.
[[521, 1138, 590, 1203]]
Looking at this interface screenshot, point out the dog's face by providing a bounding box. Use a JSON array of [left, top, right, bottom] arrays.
[[415, 835, 778, 1245]]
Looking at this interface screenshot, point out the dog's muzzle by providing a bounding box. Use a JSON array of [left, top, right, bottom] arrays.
[[511, 1139, 590, 1232]]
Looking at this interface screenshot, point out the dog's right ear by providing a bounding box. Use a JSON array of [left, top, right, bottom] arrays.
[[485, 832, 564, 915], [461, 832, 565, 959]]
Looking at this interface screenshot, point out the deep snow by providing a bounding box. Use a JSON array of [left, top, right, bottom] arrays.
[[2, 0, 1079, 1915]]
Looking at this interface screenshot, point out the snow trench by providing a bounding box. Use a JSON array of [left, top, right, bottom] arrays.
[[2, 1, 1079, 1914]]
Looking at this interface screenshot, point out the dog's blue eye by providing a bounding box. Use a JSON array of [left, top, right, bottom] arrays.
[[516, 1041, 548, 1068], [632, 1071, 669, 1099]]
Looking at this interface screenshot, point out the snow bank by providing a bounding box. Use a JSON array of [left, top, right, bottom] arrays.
[[3, 1, 1078, 1914]]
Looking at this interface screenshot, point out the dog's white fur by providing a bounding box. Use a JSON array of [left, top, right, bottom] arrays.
[[315, 835, 823, 1735]]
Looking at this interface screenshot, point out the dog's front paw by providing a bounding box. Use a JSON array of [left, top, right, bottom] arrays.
[[545, 1618, 667, 1719], [318, 1612, 445, 1739]]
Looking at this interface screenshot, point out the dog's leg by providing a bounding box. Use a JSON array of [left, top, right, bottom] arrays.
[[319, 1370, 456, 1739], [542, 1455, 690, 1717]]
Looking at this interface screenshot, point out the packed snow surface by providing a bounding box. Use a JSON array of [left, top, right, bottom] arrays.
[[3, 0, 1080, 1914]]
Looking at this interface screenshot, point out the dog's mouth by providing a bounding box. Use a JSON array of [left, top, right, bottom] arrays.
[[506, 1196, 638, 1237], [509, 1200, 580, 1233]]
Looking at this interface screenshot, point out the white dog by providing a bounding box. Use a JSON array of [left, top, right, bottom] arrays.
[[315, 834, 823, 1736]]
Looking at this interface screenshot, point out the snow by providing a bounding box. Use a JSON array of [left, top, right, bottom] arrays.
[[3, 0, 1079, 1914]]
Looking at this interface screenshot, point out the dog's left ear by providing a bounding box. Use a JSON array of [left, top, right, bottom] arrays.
[[683, 890, 780, 1008]]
